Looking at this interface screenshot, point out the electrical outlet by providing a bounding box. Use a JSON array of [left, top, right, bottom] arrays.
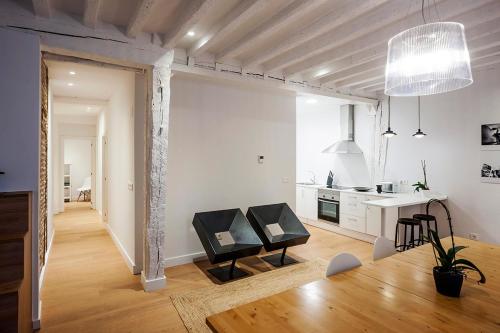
[[282, 177, 289, 183], [469, 233, 480, 241]]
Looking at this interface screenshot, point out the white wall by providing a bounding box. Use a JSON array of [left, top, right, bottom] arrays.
[[0, 27, 41, 325], [381, 66, 500, 244], [64, 138, 92, 200], [52, 120, 96, 212], [296, 98, 374, 187], [296, 98, 340, 184], [96, 111, 106, 215], [105, 70, 136, 266], [165, 75, 296, 265]]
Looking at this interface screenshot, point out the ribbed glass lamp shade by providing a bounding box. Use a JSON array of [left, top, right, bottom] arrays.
[[385, 22, 473, 96]]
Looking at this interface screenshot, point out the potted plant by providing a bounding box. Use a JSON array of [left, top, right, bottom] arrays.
[[425, 199, 486, 297], [413, 160, 430, 196]]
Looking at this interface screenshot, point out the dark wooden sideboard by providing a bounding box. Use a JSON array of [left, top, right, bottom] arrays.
[[0, 192, 32, 333]]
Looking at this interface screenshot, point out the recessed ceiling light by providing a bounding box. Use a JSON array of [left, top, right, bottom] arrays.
[[67, 82, 74, 87], [315, 69, 329, 77], [86, 106, 92, 113], [306, 98, 318, 104], [69, 71, 76, 75], [187, 31, 195, 37]]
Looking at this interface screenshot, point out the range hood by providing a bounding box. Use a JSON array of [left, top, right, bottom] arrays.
[[322, 104, 363, 155]]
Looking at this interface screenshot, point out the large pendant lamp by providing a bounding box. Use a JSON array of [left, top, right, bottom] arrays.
[[413, 96, 427, 138], [382, 96, 397, 138], [384, 2, 472, 96]]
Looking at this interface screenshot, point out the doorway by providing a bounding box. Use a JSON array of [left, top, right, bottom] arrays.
[[43, 56, 146, 280]]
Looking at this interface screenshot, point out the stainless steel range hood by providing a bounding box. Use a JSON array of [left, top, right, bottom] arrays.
[[322, 104, 363, 155]]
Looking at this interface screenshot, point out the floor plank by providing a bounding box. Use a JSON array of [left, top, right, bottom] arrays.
[[40, 202, 373, 332]]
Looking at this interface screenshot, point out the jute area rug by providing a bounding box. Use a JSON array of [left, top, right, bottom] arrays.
[[171, 258, 328, 333]]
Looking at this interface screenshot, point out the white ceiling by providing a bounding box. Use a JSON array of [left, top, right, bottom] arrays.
[[47, 60, 124, 118], [9, 0, 500, 97]]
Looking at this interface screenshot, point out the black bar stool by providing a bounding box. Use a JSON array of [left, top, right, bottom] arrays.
[[395, 218, 423, 252], [413, 213, 438, 242]]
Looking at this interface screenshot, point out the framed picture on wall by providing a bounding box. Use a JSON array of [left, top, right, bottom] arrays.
[[481, 161, 500, 184], [481, 123, 500, 150]]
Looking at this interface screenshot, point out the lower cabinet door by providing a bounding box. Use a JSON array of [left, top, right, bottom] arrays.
[[340, 214, 366, 233], [366, 205, 382, 236]]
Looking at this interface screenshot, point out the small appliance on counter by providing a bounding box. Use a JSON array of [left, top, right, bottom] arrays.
[[379, 181, 396, 193], [326, 171, 336, 188]]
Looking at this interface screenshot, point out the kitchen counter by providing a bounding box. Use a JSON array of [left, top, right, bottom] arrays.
[[296, 183, 448, 208], [363, 193, 448, 208]]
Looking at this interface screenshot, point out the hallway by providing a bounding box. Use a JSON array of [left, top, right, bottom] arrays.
[[40, 202, 202, 332]]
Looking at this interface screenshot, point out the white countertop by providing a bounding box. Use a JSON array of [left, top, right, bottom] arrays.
[[296, 183, 447, 208], [363, 193, 448, 208]]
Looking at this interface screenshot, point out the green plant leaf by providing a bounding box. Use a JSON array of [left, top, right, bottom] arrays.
[[429, 230, 448, 261], [447, 245, 468, 258], [453, 258, 486, 283]]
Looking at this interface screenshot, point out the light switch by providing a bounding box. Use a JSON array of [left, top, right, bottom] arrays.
[[128, 182, 134, 191], [258, 155, 264, 164]]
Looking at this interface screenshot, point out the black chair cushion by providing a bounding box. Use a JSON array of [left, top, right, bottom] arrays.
[[413, 214, 436, 221], [246, 203, 310, 252], [397, 217, 421, 225], [192, 208, 263, 264]]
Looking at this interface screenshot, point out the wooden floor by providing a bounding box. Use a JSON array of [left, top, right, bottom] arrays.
[[40, 203, 373, 332]]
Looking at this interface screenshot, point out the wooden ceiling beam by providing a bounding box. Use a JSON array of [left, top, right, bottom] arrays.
[[243, 0, 388, 69], [189, 0, 268, 57], [126, 0, 159, 38], [216, 0, 326, 61], [284, 0, 495, 77], [32, 0, 51, 18], [83, 0, 101, 29], [163, 0, 217, 49], [318, 14, 500, 83], [263, 0, 434, 73], [319, 58, 386, 85], [473, 55, 500, 69]]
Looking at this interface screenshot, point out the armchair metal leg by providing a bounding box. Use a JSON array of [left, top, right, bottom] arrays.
[[207, 258, 249, 282], [261, 247, 298, 267]]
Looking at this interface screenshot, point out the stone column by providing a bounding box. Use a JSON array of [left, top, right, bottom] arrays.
[[141, 52, 173, 291]]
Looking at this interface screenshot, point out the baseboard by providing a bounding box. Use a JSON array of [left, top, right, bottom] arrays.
[[162, 251, 207, 268], [39, 230, 55, 289], [104, 224, 141, 275], [141, 271, 166, 292], [32, 300, 42, 330]]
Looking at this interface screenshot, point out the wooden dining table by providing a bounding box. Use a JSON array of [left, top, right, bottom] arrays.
[[206, 237, 500, 332]]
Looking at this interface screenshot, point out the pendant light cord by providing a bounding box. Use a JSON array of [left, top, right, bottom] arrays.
[[418, 96, 421, 129], [421, 0, 427, 24], [388, 96, 391, 128]]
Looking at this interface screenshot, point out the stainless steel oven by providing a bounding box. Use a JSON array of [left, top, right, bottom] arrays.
[[317, 189, 340, 224]]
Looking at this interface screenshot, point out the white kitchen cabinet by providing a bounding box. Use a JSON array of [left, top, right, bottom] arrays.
[[366, 205, 382, 236], [296, 186, 318, 220], [339, 214, 365, 233]]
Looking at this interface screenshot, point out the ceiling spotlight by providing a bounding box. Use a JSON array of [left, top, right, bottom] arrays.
[[315, 69, 329, 77], [187, 31, 195, 37], [306, 98, 318, 104], [86, 106, 92, 112], [67, 82, 74, 87], [69, 71, 76, 75]]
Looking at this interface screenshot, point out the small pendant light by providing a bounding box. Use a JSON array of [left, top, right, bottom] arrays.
[[413, 96, 427, 138], [383, 96, 397, 138]]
